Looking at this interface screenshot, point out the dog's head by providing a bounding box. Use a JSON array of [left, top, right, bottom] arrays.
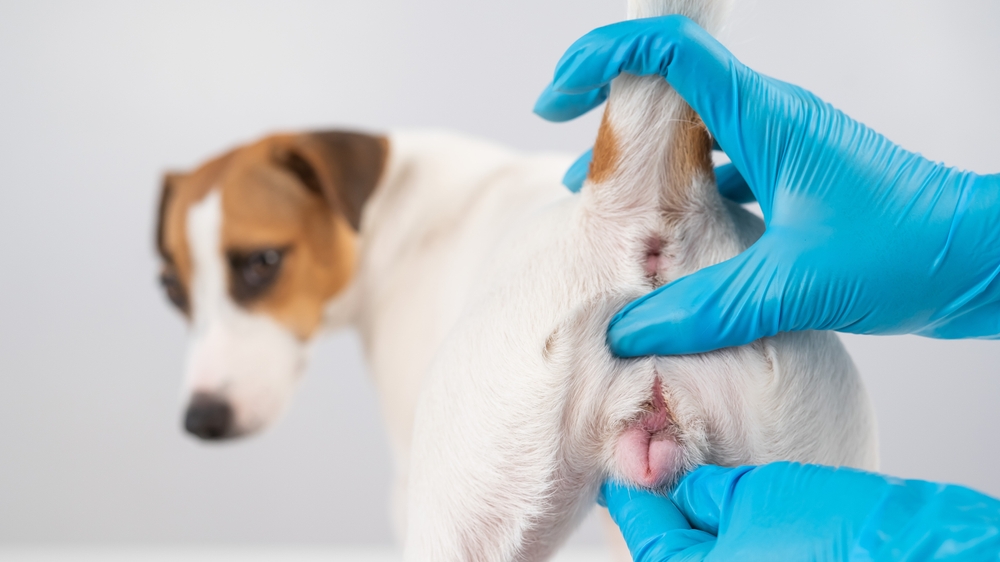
[[155, 131, 387, 440]]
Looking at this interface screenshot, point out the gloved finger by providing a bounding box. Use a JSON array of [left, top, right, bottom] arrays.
[[608, 233, 794, 355], [667, 465, 756, 535], [714, 163, 754, 204], [867, 482, 1000, 559], [544, 16, 780, 207], [602, 481, 716, 562], [562, 148, 593, 192], [709, 142, 753, 203], [916, 298, 1000, 340], [534, 83, 610, 123]]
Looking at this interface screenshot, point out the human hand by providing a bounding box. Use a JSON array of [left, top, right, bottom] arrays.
[[600, 463, 1000, 561], [536, 16, 1000, 355]]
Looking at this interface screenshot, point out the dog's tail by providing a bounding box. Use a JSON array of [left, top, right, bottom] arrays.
[[584, 0, 732, 219]]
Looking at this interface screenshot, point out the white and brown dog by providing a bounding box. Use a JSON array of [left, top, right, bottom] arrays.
[[157, 2, 877, 558]]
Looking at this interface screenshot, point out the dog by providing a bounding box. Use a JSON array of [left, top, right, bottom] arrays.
[[157, 3, 879, 558], [155, 129, 577, 534], [401, 0, 879, 560]]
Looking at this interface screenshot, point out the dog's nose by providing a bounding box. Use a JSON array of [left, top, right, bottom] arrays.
[[184, 394, 233, 440]]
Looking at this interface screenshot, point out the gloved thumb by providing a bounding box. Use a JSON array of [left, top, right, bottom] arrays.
[[601, 481, 715, 562], [608, 236, 791, 356], [562, 148, 593, 192]]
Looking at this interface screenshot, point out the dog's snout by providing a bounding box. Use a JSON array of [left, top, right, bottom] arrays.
[[184, 394, 233, 440]]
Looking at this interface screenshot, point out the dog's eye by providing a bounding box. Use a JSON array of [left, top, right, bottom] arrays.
[[227, 248, 287, 303], [159, 270, 189, 313]]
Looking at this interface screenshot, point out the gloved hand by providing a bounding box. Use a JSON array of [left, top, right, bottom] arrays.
[[535, 16, 1000, 356], [600, 463, 1000, 561]]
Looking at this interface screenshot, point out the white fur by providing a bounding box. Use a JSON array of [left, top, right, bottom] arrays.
[[348, 132, 576, 537], [184, 191, 307, 435], [401, 1, 878, 560]]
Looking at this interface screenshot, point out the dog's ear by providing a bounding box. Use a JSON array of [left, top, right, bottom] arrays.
[[156, 172, 183, 264], [274, 131, 388, 231]]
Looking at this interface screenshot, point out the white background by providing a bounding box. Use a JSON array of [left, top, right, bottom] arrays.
[[0, 0, 997, 548]]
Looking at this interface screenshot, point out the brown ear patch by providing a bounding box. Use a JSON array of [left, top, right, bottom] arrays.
[[274, 132, 388, 230], [156, 173, 179, 266], [588, 104, 620, 184], [274, 149, 325, 197]]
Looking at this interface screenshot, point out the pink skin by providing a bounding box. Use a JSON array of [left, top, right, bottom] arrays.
[[645, 253, 661, 278], [643, 237, 664, 279], [617, 240, 678, 487], [614, 378, 681, 488]]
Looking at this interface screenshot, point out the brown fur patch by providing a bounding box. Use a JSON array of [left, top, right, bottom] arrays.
[[277, 132, 388, 230], [219, 137, 360, 338], [155, 131, 387, 338], [588, 104, 620, 184], [664, 104, 714, 202], [156, 174, 178, 266]]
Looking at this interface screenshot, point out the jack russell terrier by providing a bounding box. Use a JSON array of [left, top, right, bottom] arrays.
[[156, 1, 877, 559]]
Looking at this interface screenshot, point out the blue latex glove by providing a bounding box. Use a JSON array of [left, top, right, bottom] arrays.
[[535, 16, 1000, 356], [600, 463, 1000, 561]]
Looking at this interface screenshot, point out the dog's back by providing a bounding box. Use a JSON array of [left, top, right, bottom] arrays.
[[404, 1, 877, 560]]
